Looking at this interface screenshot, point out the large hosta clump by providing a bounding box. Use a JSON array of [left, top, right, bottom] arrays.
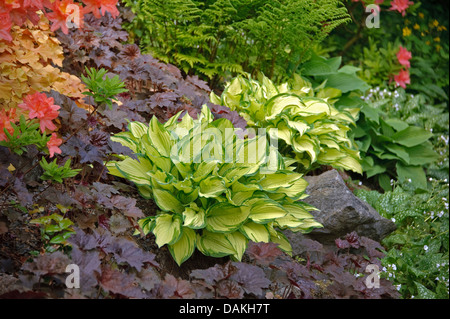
[[107, 106, 321, 265], [211, 74, 362, 174]]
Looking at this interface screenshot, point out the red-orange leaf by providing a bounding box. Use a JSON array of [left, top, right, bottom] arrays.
[[46, 0, 83, 34], [81, 0, 119, 19]]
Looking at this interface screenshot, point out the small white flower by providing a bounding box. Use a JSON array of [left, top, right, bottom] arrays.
[[424, 245, 429, 251], [437, 263, 441, 268], [392, 265, 397, 271], [407, 178, 412, 182], [391, 217, 396, 223]]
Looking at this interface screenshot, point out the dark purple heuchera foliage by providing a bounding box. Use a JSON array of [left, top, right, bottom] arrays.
[[2, 232, 400, 299], [56, 11, 247, 129]]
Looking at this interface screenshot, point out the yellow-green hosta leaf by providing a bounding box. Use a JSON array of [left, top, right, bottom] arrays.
[[149, 170, 174, 192], [300, 99, 331, 116], [265, 94, 303, 120], [248, 199, 288, 224], [285, 118, 310, 136], [223, 165, 258, 185], [110, 132, 139, 153], [199, 176, 226, 198], [183, 207, 206, 229], [291, 219, 323, 234], [199, 104, 215, 125], [115, 157, 152, 187], [205, 203, 250, 233], [172, 178, 194, 194], [231, 181, 261, 193], [278, 178, 309, 199], [268, 226, 292, 256], [292, 135, 319, 163], [197, 230, 236, 258], [153, 214, 182, 247], [210, 91, 222, 105], [260, 73, 279, 98], [258, 171, 303, 190], [320, 137, 341, 150], [106, 161, 125, 179], [148, 116, 173, 157], [282, 203, 315, 219], [129, 121, 148, 139], [229, 191, 255, 206], [308, 123, 340, 135], [137, 185, 153, 199], [177, 188, 199, 204], [168, 227, 196, 266], [163, 110, 183, 131], [225, 76, 243, 97], [317, 148, 362, 174], [138, 217, 155, 236], [239, 222, 270, 243], [225, 231, 248, 261], [153, 188, 184, 214], [275, 214, 305, 229], [274, 121, 293, 145]]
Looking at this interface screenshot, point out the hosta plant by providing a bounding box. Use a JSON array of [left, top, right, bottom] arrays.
[[211, 74, 362, 174], [107, 105, 322, 265]]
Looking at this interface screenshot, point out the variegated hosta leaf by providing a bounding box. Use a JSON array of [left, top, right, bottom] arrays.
[[205, 203, 250, 233], [196, 230, 237, 258], [153, 214, 183, 247], [168, 227, 196, 266]]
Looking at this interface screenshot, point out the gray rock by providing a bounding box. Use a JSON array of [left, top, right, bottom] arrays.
[[289, 169, 396, 245]]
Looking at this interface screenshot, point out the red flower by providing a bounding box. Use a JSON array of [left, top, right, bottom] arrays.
[[23, 0, 44, 10], [47, 132, 63, 157], [18, 92, 60, 133], [397, 46, 412, 68], [82, 0, 119, 19], [0, 108, 16, 141], [389, 0, 414, 16], [394, 69, 411, 88], [46, 0, 83, 34]]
